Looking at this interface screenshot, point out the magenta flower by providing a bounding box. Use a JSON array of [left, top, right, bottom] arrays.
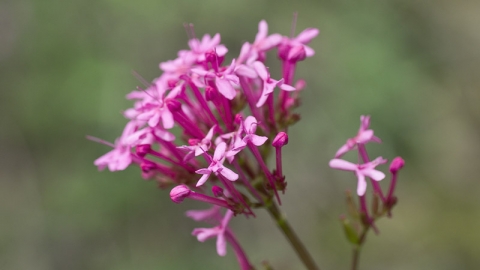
[[191, 59, 239, 100], [329, 157, 388, 196], [334, 115, 382, 158], [252, 61, 295, 107], [238, 20, 282, 64], [177, 125, 216, 161], [195, 142, 239, 187], [192, 210, 234, 256], [278, 27, 319, 61], [241, 116, 268, 146], [182, 33, 228, 63], [94, 121, 138, 171]]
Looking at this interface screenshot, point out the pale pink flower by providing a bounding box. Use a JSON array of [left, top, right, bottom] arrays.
[[329, 157, 388, 196], [192, 210, 234, 256], [335, 115, 382, 158], [241, 116, 268, 146], [180, 33, 228, 63], [177, 125, 216, 161], [278, 27, 319, 61], [94, 121, 138, 171], [195, 142, 239, 187], [252, 61, 295, 107], [238, 20, 282, 64], [191, 59, 239, 100]]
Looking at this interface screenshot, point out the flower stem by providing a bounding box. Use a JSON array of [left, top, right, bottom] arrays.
[[266, 201, 319, 270], [351, 227, 369, 270]]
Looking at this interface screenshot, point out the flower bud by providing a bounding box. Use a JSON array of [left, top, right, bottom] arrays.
[[234, 114, 243, 124], [389, 157, 405, 174], [212, 185, 224, 197], [140, 161, 156, 173], [166, 99, 182, 111], [188, 138, 200, 146], [287, 45, 306, 62], [136, 144, 151, 157], [272, 132, 288, 147], [205, 86, 218, 101], [170, 185, 191, 203]]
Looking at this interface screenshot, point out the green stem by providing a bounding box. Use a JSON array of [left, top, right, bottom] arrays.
[[351, 227, 369, 270], [266, 201, 320, 270]]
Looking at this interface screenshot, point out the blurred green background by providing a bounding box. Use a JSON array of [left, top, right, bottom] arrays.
[[1, 0, 480, 269]]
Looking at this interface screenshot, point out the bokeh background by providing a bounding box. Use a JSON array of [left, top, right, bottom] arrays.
[[1, 0, 480, 269]]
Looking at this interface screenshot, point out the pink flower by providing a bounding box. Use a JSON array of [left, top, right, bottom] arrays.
[[94, 121, 138, 171], [252, 61, 295, 107], [241, 116, 268, 146], [334, 115, 382, 158], [195, 142, 239, 187], [329, 157, 387, 196], [177, 125, 216, 161], [238, 20, 282, 64], [191, 59, 239, 100], [192, 210, 234, 256], [182, 33, 228, 63], [125, 84, 182, 130], [278, 27, 319, 61]]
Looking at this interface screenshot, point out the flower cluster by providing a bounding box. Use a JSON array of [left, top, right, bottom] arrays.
[[92, 20, 318, 268], [329, 115, 405, 234]]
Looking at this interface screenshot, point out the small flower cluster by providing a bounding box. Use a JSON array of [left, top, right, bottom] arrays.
[[329, 116, 405, 236], [92, 20, 318, 268]]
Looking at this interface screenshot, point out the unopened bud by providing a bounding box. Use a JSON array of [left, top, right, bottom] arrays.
[[234, 114, 243, 124], [166, 99, 182, 111], [389, 157, 405, 174], [212, 186, 224, 197], [272, 132, 288, 147], [170, 185, 191, 203], [287, 45, 306, 62], [205, 86, 218, 101], [140, 161, 156, 173], [188, 138, 200, 146], [136, 144, 151, 157]]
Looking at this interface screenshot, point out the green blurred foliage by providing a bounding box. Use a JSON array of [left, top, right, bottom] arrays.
[[1, 0, 480, 269]]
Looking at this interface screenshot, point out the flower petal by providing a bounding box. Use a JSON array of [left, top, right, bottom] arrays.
[[329, 159, 357, 171], [196, 173, 211, 187], [252, 61, 268, 80], [215, 78, 236, 100], [356, 174, 367, 196], [214, 142, 227, 160], [220, 166, 238, 181], [250, 134, 268, 146]]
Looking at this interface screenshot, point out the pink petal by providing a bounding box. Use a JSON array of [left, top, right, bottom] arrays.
[[192, 228, 219, 242], [161, 109, 174, 129], [215, 45, 228, 57], [215, 78, 236, 100], [191, 68, 211, 77], [280, 83, 296, 91], [237, 42, 251, 64], [329, 159, 357, 171], [147, 112, 161, 127], [216, 233, 227, 256], [356, 129, 374, 143], [304, 45, 315, 57], [243, 116, 258, 134], [235, 65, 257, 78], [214, 142, 227, 160], [252, 61, 268, 80], [334, 144, 351, 158], [196, 173, 211, 187], [196, 168, 211, 175], [255, 20, 268, 43], [363, 169, 385, 181], [356, 174, 367, 196], [250, 134, 268, 146], [225, 59, 236, 74], [205, 125, 216, 141], [256, 92, 269, 107], [257, 34, 282, 51], [220, 166, 238, 181], [186, 206, 221, 221], [295, 28, 319, 44]]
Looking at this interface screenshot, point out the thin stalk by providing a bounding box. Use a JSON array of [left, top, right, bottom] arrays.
[[351, 227, 368, 270], [266, 201, 319, 270]]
